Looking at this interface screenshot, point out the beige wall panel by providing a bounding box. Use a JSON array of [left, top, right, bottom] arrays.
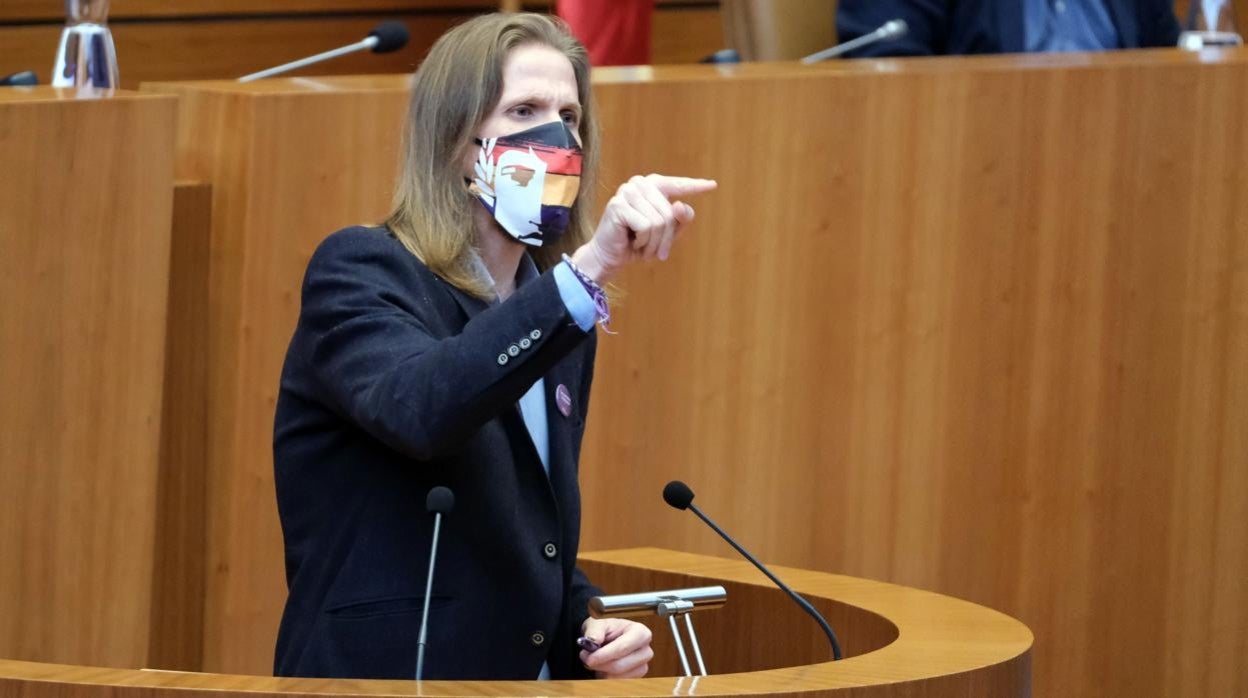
[[0, 88, 177, 667]]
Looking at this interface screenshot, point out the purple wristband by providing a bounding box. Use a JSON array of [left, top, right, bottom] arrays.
[[562, 254, 613, 333]]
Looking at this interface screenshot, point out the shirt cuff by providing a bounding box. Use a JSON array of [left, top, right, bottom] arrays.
[[553, 261, 597, 332]]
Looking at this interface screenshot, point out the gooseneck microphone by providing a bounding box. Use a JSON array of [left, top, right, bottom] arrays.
[[238, 21, 410, 83], [415, 486, 454, 681], [662, 481, 843, 660], [800, 19, 909, 63]]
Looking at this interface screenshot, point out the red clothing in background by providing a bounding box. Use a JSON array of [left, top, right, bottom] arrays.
[[556, 0, 655, 66]]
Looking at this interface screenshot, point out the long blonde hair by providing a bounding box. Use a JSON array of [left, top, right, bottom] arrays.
[[385, 13, 599, 299]]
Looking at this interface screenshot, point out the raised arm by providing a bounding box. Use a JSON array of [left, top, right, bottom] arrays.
[[299, 229, 592, 461]]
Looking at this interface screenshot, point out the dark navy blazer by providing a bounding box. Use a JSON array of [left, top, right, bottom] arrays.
[[273, 226, 600, 680], [837, 0, 1180, 57]]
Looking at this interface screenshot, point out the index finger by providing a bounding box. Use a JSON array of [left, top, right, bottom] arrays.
[[649, 176, 718, 198]]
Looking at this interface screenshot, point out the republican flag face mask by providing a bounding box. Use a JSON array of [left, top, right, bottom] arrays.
[[468, 120, 583, 247]]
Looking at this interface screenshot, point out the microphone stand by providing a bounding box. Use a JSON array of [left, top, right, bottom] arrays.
[[801, 19, 909, 63], [237, 22, 407, 82], [239, 37, 381, 83], [414, 508, 443, 681], [687, 502, 843, 660], [415, 486, 453, 681]]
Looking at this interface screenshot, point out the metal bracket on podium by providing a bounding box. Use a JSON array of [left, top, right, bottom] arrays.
[[656, 598, 706, 677], [589, 586, 726, 677]]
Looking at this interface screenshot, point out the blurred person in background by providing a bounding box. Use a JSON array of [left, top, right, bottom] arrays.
[[557, 0, 655, 66], [837, 0, 1180, 57]]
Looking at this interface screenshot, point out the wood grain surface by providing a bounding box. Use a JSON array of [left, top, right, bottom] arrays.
[[0, 4, 724, 89], [142, 78, 414, 675], [0, 0, 708, 21], [1173, 0, 1248, 31], [136, 48, 1247, 696], [148, 182, 214, 672], [0, 87, 177, 668], [0, 549, 1032, 697], [582, 49, 1248, 698], [577, 550, 900, 677], [720, 0, 837, 61], [0, 16, 462, 89], [0, 0, 510, 21]]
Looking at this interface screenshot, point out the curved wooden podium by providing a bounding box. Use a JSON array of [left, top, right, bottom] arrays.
[[0, 549, 1031, 697]]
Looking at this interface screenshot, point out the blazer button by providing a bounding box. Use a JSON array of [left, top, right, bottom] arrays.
[[542, 542, 558, 559], [497, 353, 509, 366], [530, 631, 546, 647], [519, 337, 532, 350], [508, 344, 521, 357], [530, 329, 542, 341]]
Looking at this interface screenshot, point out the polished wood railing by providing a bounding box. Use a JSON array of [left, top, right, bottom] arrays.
[[0, 549, 1032, 697]]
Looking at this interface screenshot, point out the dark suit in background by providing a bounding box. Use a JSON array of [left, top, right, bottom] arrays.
[[273, 226, 600, 680], [837, 0, 1181, 57]]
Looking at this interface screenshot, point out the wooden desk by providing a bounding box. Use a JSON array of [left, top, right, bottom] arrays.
[[0, 87, 176, 668], [0, 549, 1032, 697], [0, 1, 723, 88], [138, 48, 1248, 696]]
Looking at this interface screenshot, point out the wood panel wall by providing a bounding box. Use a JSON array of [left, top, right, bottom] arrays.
[[581, 52, 1248, 698], [0, 88, 177, 668], [7, 0, 1246, 89], [136, 49, 1248, 697], [148, 182, 213, 672], [0, 1, 724, 89], [143, 77, 415, 675], [1174, 0, 1248, 29]]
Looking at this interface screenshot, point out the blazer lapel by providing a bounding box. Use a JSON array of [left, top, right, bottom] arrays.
[[444, 282, 490, 323], [542, 358, 581, 497]]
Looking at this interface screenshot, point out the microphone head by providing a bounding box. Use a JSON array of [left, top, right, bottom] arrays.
[[1, 70, 38, 87], [663, 481, 695, 510], [426, 486, 455, 514], [880, 19, 909, 39], [368, 21, 410, 53]]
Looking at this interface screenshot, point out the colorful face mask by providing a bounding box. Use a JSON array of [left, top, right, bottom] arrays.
[[468, 120, 583, 247]]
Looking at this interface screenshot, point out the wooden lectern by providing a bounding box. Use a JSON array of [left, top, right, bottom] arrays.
[[0, 86, 176, 671], [0, 548, 1032, 697]]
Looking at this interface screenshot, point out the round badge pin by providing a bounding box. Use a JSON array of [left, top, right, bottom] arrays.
[[555, 384, 573, 417]]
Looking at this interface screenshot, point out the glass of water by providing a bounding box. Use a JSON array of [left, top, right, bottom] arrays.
[[52, 0, 119, 89]]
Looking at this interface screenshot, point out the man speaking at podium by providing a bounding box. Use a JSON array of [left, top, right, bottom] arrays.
[[270, 13, 715, 682]]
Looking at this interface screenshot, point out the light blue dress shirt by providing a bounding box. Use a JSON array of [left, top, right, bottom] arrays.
[[515, 257, 597, 476], [511, 255, 596, 680], [1024, 0, 1122, 52]]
